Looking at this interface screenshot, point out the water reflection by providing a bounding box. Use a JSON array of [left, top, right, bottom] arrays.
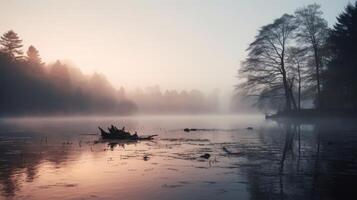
[[242, 119, 357, 200], [0, 136, 74, 198], [0, 116, 357, 199]]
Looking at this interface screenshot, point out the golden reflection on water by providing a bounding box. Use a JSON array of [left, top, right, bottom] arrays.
[[0, 115, 261, 200], [2, 115, 357, 200]]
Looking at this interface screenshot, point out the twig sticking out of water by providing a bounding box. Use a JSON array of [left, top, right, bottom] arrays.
[[183, 128, 254, 132], [222, 146, 241, 155]]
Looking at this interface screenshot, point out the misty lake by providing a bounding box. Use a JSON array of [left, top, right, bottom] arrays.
[[0, 115, 357, 200]]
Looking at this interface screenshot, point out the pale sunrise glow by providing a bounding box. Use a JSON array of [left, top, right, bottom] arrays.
[[0, 0, 350, 92], [2, 1, 357, 199]]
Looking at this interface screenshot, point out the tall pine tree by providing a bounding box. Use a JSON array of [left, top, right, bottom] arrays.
[[26, 45, 43, 65], [325, 2, 357, 109], [0, 30, 23, 59]]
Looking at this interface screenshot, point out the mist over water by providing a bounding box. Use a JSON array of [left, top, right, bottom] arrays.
[[0, 1, 356, 199], [1, 115, 357, 200], [0, 53, 238, 116]]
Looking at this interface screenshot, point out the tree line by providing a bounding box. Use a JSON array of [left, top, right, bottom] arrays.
[[238, 2, 357, 113], [0, 30, 137, 116], [127, 85, 220, 114], [0, 31, 221, 115]]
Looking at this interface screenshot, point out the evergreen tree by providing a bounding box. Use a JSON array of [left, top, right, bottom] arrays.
[[0, 30, 23, 59], [26, 45, 43, 65], [325, 2, 357, 109]]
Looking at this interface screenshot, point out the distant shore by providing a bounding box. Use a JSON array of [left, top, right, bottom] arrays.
[[266, 109, 357, 119]]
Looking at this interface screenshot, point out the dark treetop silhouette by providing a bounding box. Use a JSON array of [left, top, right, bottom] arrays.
[[0, 30, 137, 116], [323, 1, 357, 110], [0, 30, 221, 116]]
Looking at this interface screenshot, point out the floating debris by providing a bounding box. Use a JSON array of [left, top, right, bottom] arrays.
[[183, 128, 244, 132], [143, 155, 150, 161], [99, 125, 157, 140], [200, 153, 211, 159], [223, 146, 241, 155], [161, 138, 210, 142], [184, 128, 216, 132]]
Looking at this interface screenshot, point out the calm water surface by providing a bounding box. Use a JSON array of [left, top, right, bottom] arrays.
[[0, 115, 357, 200]]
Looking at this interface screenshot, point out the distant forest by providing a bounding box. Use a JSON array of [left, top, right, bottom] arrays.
[[0, 32, 219, 116], [0, 31, 137, 116], [127, 86, 220, 114], [238, 2, 357, 112]]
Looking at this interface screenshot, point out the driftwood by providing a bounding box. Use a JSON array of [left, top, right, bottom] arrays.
[[184, 128, 220, 132], [184, 128, 252, 132], [200, 153, 211, 159], [98, 126, 157, 140]]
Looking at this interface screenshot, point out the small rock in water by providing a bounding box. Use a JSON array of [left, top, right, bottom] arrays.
[[184, 128, 198, 132], [143, 155, 149, 161], [200, 153, 211, 159]]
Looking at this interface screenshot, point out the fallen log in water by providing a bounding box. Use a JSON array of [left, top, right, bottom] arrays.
[[98, 126, 158, 140]]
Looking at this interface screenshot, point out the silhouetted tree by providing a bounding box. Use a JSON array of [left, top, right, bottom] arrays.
[[325, 2, 357, 109], [238, 14, 297, 111], [286, 47, 313, 109], [295, 4, 329, 108], [26, 45, 43, 65], [0, 30, 23, 59], [0, 31, 137, 116]]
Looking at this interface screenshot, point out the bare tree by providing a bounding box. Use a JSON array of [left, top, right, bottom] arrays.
[[286, 47, 311, 109], [238, 14, 297, 111], [295, 4, 329, 108]]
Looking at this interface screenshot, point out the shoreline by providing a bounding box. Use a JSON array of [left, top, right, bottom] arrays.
[[266, 109, 357, 120]]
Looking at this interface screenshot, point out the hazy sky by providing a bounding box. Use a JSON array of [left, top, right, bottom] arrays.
[[0, 0, 351, 93]]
